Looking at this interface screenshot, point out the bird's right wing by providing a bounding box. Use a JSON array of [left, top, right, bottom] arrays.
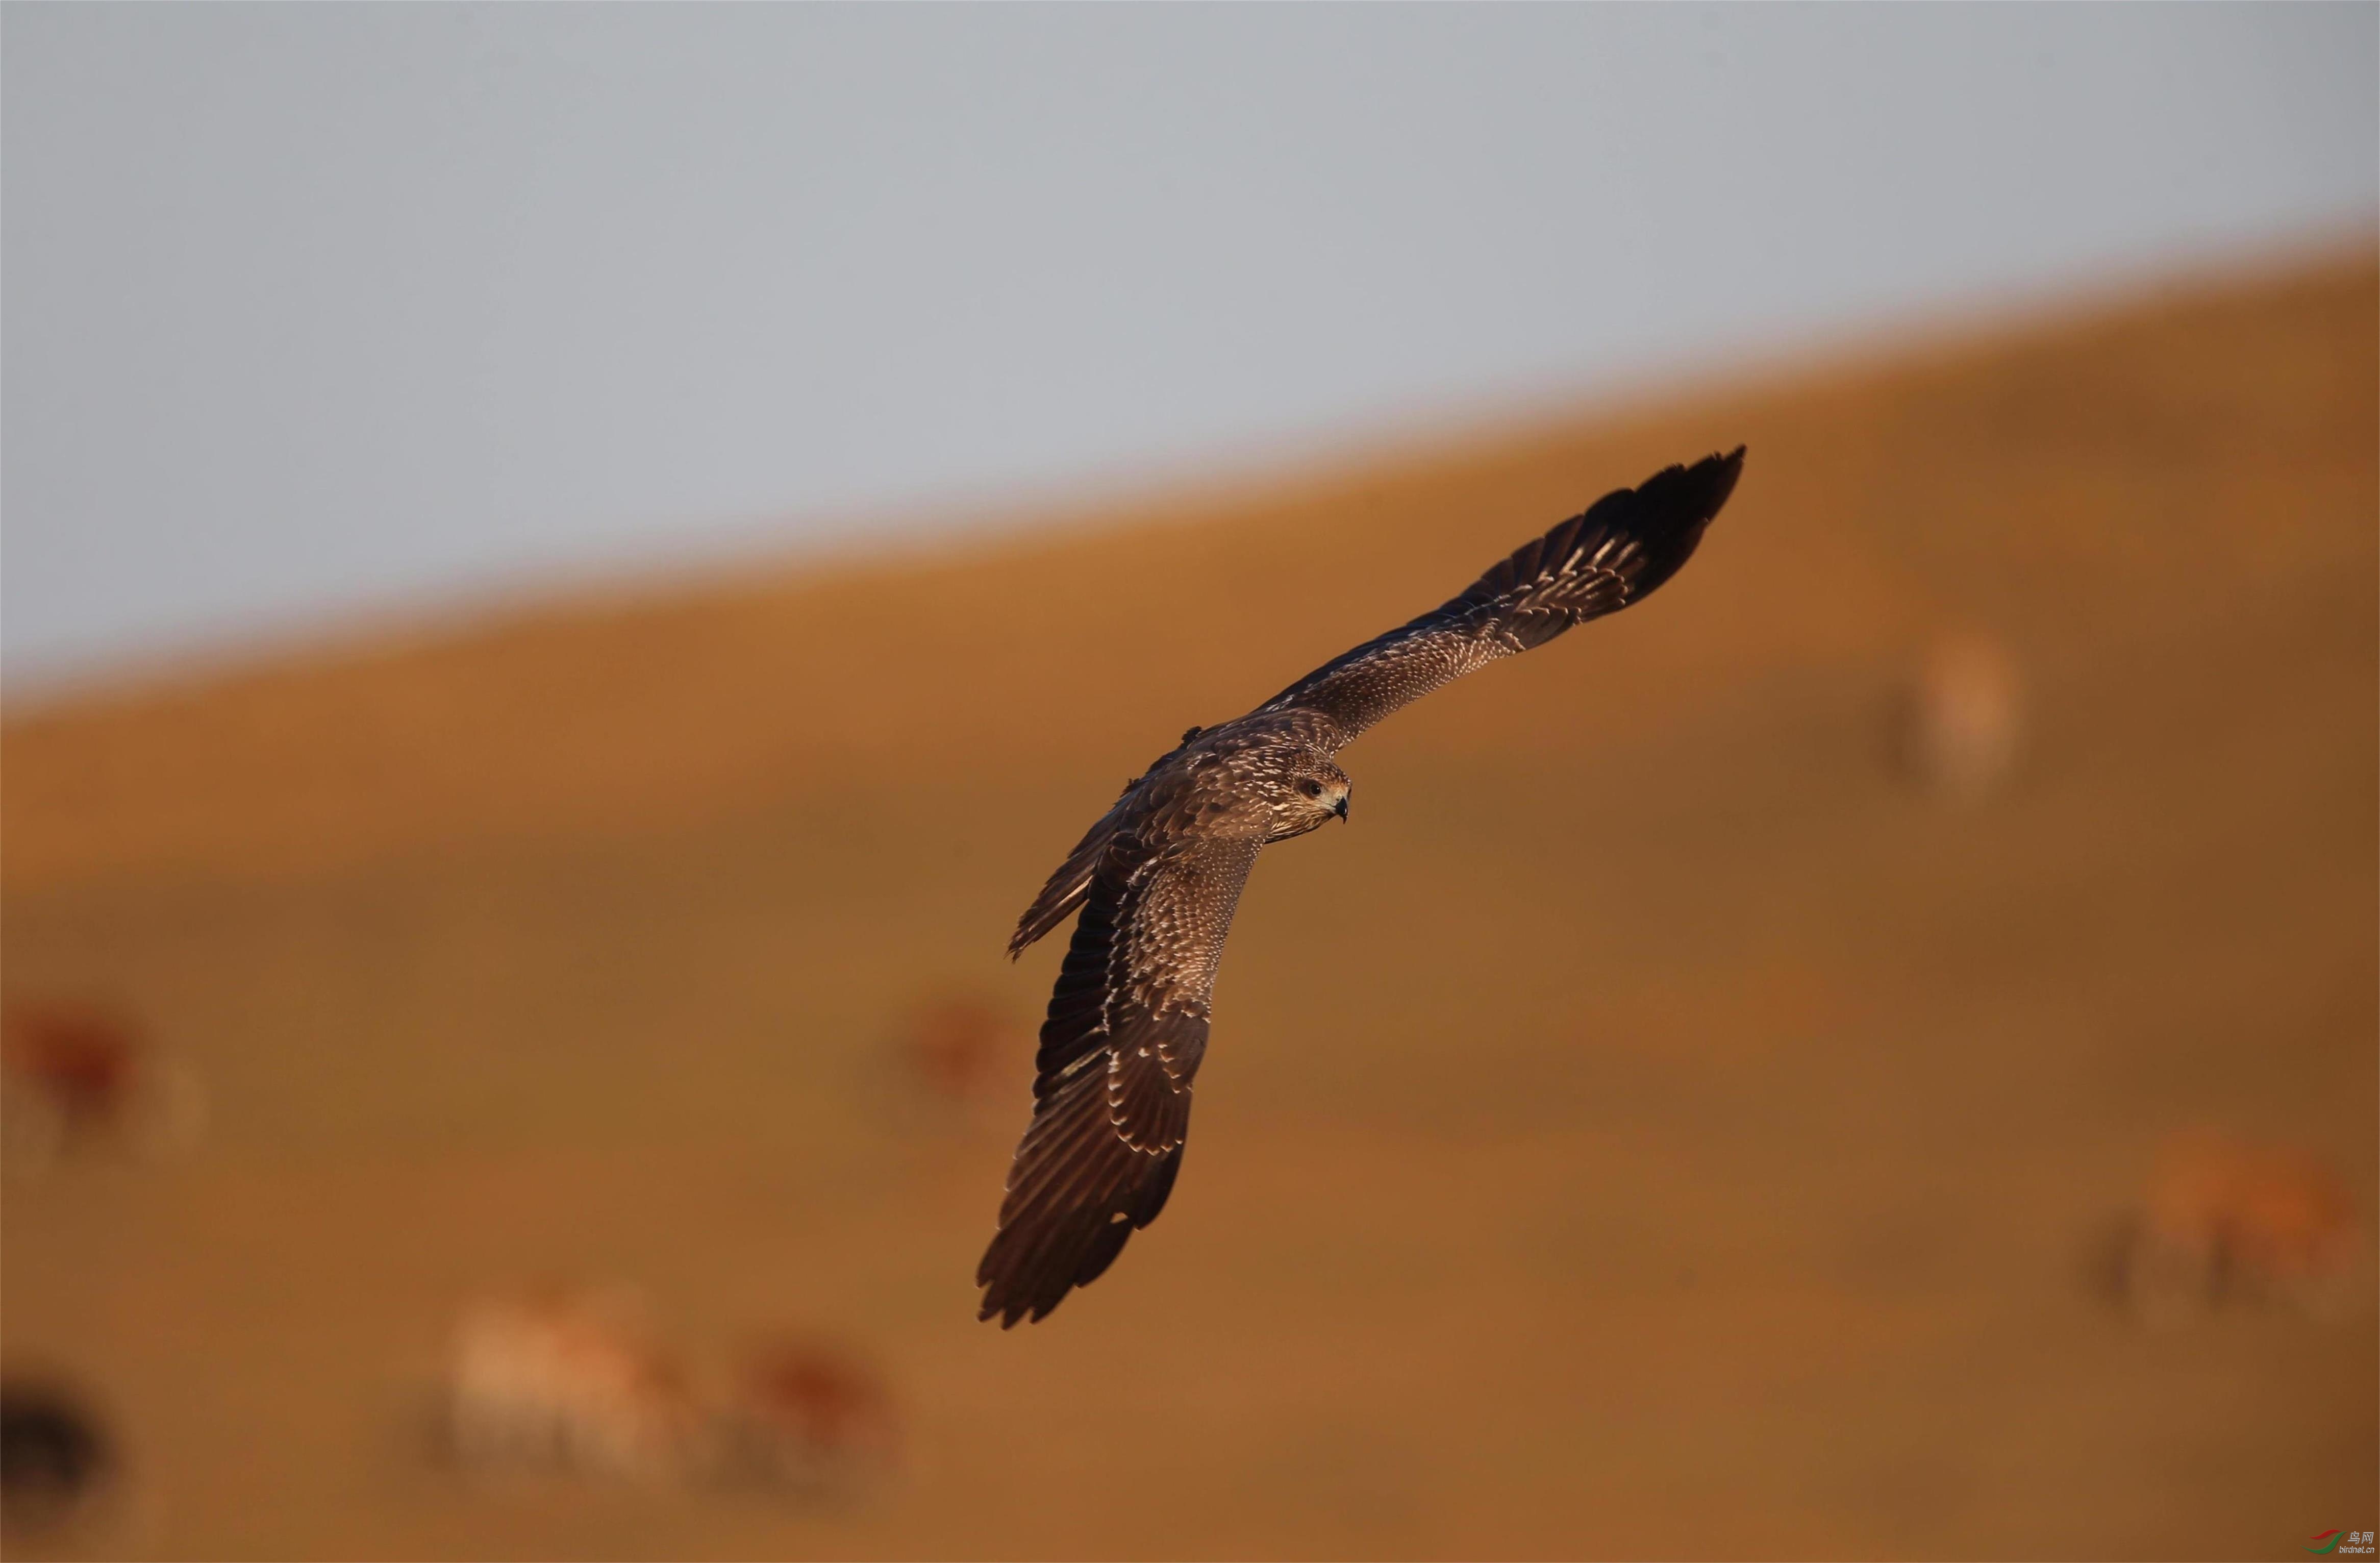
[[978, 829, 1261, 1327], [1255, 448, 1743, 748]]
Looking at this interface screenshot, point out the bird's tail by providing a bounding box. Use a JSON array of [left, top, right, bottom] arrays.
[[1008, 803, 1124, 957]]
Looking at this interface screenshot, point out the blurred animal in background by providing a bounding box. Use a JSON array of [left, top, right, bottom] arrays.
[[442, 1289, 898, 1502], [892, 994, 1033, 1132], [716, 1336, 900, 1497], [1891, 631, 2025, 802], [906, 996, 1027, 1105], [0, 1378, 114, 1541], [2112, 1130, 2367, 1323], [446, 1287, 709, 1484], [1, 1001, 207, 1176], [983, 450, 1745, 1326]]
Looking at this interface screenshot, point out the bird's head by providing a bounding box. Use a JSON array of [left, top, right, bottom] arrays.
[[1265, 748, 1351, 839]]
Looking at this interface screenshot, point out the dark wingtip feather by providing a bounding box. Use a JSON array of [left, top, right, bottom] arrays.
[[1608, 444, 1744, 601], [975, 1144, 1187, 1327], [1634, 444, 1744, 536], [976, 1207, 1105, 1327], [1682, 444, 1746, 518]]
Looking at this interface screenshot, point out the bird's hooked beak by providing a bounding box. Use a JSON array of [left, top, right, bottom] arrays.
[[1332, 793, 1350, 822]]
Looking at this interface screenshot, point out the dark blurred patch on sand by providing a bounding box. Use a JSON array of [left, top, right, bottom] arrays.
[[3, 253, 2373, 1560]]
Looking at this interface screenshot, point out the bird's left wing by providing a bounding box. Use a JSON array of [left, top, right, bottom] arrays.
[[978, 828, 1261, 1326], [1254, 448, 1743, 748]]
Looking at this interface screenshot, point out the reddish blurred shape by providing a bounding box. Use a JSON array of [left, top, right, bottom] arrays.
[[1, 1000, 205, 1172], [2118, 1130, 2367, 1321], [447, 1287, 708, 1483], [723, 1335, 899, 1494], [903, 995, 1028, 1106], [4, 1003, 137, 1128]]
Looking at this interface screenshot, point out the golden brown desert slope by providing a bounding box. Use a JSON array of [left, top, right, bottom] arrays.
[[2, 253, 2374, 1560]]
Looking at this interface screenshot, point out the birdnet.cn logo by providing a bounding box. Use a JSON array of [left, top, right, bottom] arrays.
[[2306, 1530, 2374, 1555]]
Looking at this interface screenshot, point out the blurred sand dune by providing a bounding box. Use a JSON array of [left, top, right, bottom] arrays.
[[2, 253, 2372, 1559]]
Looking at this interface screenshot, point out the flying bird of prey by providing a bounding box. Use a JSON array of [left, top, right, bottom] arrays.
[[978, 448, 1746, 1325]]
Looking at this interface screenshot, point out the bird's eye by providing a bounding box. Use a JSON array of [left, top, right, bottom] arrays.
[[1297, 780, 1323, 799]]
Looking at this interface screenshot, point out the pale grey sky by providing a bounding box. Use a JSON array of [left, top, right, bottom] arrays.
[[4, 3, 2374, 696]]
